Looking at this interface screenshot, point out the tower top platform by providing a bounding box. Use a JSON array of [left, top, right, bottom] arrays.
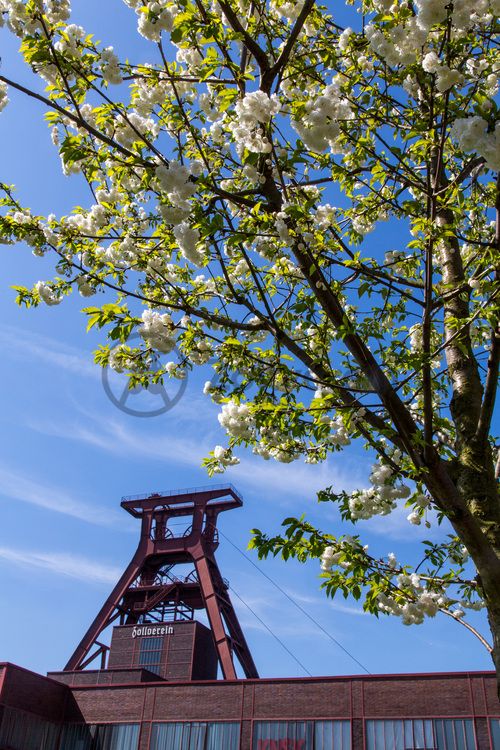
[[120, 484, 243, 518]]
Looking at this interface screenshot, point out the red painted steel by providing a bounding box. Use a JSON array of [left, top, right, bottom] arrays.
[[64, 486, 258, 680]]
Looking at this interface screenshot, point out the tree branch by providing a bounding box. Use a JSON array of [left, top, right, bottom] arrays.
[[266, 0, 316, 91], [217, 0, 270, 76], [0, 75, 141, 163]]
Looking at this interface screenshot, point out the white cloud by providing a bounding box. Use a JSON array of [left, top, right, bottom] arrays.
[[362, 503, 449, 541], [282, 587, 366, 617], [29, 414, 207, 468], [0, 324, 96, 378], [0, 464, 128, 528], [29, 409, 362, 501], [0, 545, 121, 585], [227, 455, 361, 502]]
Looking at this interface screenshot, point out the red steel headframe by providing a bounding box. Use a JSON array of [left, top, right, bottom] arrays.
[[64, 485, 259, 680]]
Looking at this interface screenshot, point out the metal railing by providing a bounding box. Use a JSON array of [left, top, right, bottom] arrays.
[[121, 483, 243, 503]]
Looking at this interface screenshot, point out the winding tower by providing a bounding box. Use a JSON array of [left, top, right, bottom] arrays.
[[64, 485, 258, 681]]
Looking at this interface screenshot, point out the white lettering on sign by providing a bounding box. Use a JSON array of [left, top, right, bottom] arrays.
[[131, 625, 174, 638]]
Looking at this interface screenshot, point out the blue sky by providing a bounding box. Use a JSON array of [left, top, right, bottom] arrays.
[[0, 0, 494, 680]]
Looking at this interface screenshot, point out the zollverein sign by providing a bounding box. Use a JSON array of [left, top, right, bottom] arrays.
[[131, 625, 174, 638]]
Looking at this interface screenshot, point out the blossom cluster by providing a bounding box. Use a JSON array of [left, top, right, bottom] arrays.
[[123, 0, 179, 42], [450, 117, 500, 172], [293, 80, 353, 153], [320, 538, 360, 572], [155, 161, 197, 210], [347, 456, 411, 520], [408, 323, 441, 369], [377, 570, 467, 625], [0, 81, 8, 113], [229, 91, 280, 155], [139, 309, 176, 353], [212, 445, 239, 470], [218, 399, 255, 440], [108, 345, 140, 374], [406, 494, 430, 525], [34, 280, 61, 306], [114, 111, 159, 149], [173, 221, 204, 266], [270, 0, 306, 23], [422, 52, 463, 93], [377, 587, 444, 625], [416, 0, 497, 31], [365, 20, 427, 67], [253, 427, 304, 463], [101, 47, 123, 85], [76, 275, 95, 297], [54, 23, 85, 57], [188, 339, 212, 365], [321, 544, 475, 625], [317, 414, 351, 448], [0, 0, 70, 36]]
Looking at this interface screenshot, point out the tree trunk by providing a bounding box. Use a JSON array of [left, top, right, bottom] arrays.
[[487, 604, 500, 694]]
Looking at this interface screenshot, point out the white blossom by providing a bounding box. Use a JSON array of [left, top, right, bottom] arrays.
[[338, 27, 353, 50], [0, 81, 9, 112], [101, 47, 123, 85], [348, 457, 411, 520], [450, 117, 500, 171], [34, 281, 62, 306], [218, 399, 255, 440], [173, 221, 204, 266], [229, 91, 280, 154], [77, 275, 95, 297], [165, 361, 186, 379], [155, 161, 196, 209], [293, 79, 353, 153], [139, 309, 176, 353], [212, 444, 239, 468], [133, 1, 179, 42]]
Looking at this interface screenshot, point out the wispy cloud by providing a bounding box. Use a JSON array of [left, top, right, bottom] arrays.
[[0, 464, 129, 528], [282, 587, 366, 617], [29, 414, 206, 468], [230, 588, 330, 640], [0, 324, 96, 378], [362, 503, 448, 541], [29, 408, 363, 500], [0, 545, 121, 585], [227, 456, 361, 502]]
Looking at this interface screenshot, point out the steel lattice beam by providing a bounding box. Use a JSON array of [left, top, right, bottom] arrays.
[[64, 486, 258, 679]]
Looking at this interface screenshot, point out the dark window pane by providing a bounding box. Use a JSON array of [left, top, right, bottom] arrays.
[[92, 724, 139, 750], [138, 635, 163, 673], [141, 637, 163, 651], [60, 723, 94, 750], [0, 706, 61, 750], [151, 722, 239, 750], [491, 721, 500, 750], [366, 719, 476, 750], [253, 720, 350, 749]]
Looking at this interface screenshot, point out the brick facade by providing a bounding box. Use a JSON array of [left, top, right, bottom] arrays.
[[0, 662, 499, 749]]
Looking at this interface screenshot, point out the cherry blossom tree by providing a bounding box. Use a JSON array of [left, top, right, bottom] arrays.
[[1, 0, 500, 684]]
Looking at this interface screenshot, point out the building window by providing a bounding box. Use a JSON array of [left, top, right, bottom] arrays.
[[365, 719, 476, 750], [253, 720, 351, 750], [491, 720, 500, 749], [150, 721, 240, 749], [60, 723, 140, 750], [138, 635, 163, 674], [0, 706, 60, 750]]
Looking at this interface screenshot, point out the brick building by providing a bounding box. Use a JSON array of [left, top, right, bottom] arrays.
[[1, 486, 499, 750]]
